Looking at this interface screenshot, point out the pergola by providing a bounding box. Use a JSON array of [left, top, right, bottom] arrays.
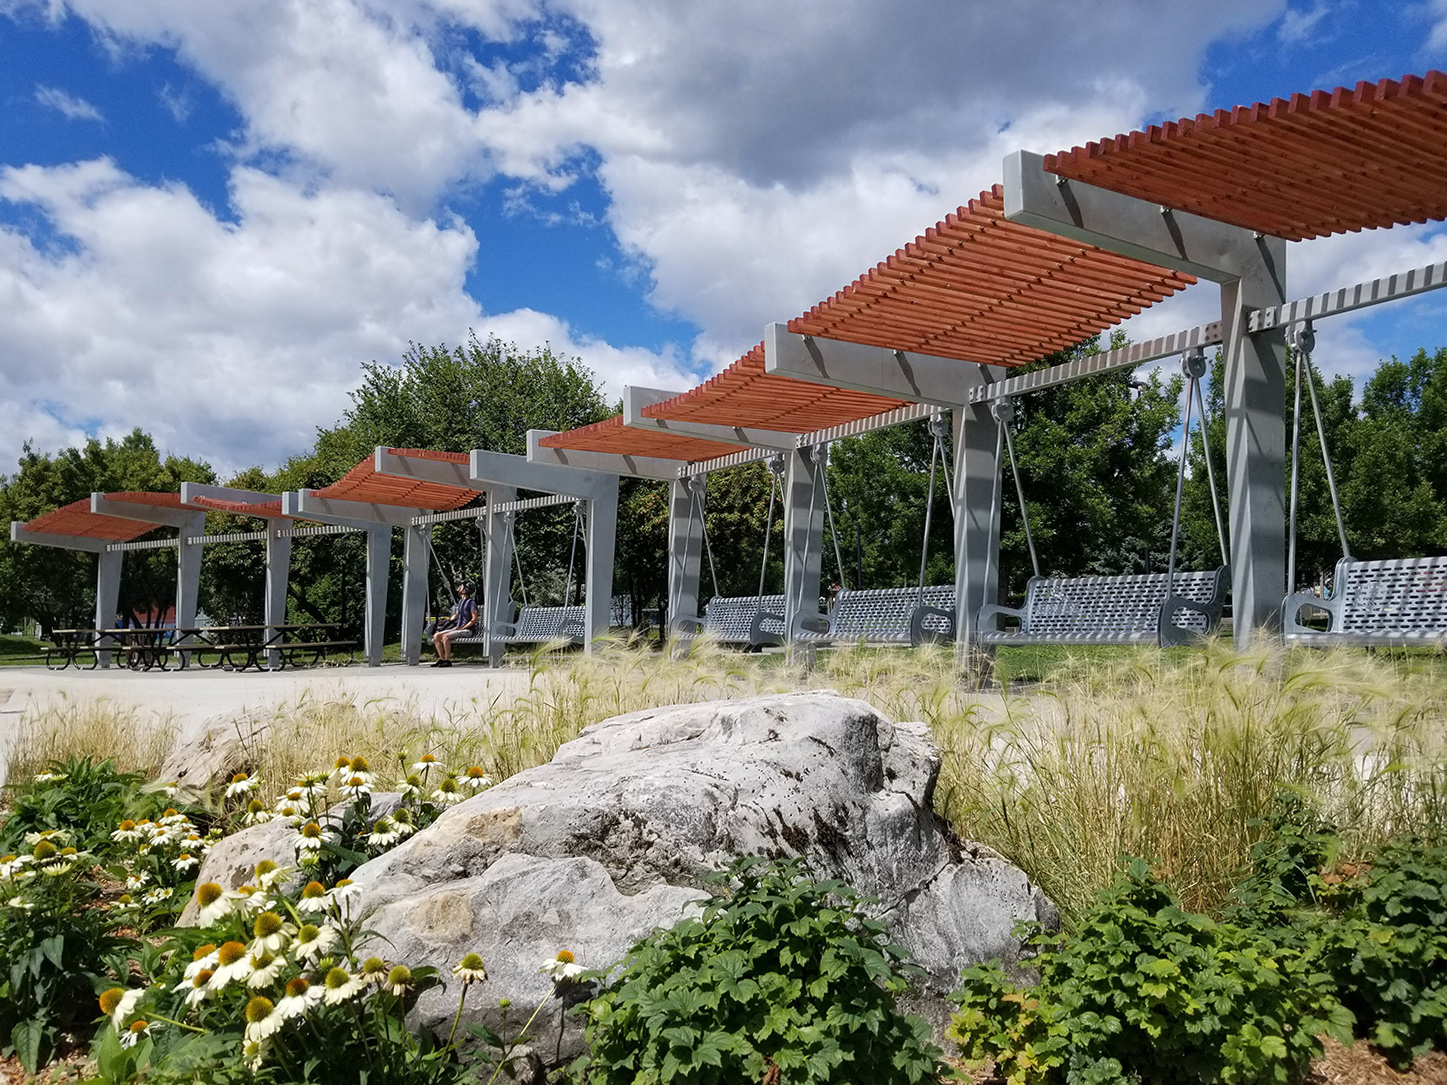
[[10, 71, 1447, 667], [531, 70, 1447, 660]]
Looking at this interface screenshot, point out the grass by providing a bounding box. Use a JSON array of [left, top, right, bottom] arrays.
[[0, 633, 46, 667], [7, 636, 1446, 931]]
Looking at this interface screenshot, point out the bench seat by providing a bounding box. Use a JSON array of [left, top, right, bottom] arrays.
[[493, 605, 586, 646], [978, 568, 1227, 648], [1283, 556, 1447, 648], [676, 595, 786, 648], [794, 586, 956, 648]]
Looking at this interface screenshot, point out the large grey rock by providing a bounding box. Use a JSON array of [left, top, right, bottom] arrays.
[[159, 710, 269, 796], [347, 692, 1054, 1063]]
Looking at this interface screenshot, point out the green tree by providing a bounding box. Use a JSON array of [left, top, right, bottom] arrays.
[[0, 431, 214, 634]]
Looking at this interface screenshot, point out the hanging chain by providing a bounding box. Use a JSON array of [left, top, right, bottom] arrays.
[[1167, 351, 1204, 590], [994, 399, 1040, 579], [1300, 322, 1352, 562]]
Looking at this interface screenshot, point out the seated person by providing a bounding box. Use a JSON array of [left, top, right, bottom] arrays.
[[430, 582, 478, 667]]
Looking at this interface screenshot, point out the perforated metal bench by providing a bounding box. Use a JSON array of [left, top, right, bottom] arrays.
[[978, 568, 1228, 647], [794, 585, 956, 647], [493, 604, 586, 647], [676, 595, 786, 648], [1283, 556, 1447, 647]]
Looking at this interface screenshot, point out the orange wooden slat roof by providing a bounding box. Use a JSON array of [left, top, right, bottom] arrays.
[[1045, 71, 1447, 242], [188, 495, 288, 519], [639, 343, 909, 432], [538, 417, 749, 459], [22, 498, 157, 542], [787, 186, 1193, 365], [106, 491, 186, 508], [311, 448, 480, 510]]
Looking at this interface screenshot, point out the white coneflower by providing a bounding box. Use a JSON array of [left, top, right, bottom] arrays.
[[184, 944, 219, 981], [253, 860, 290, 890], [233, 885, 278, 916], [366, 818, 401, 848], [391, 809, 417, 838], [6, 894, 36, 911], [326, 879, 359, 910], [291, 923, 339, 963], [410, 753, 445, 778], [172, 853, 199, 874], [32, 771, 66, 783], [142, 887, 174, 907], [277, 804, 304, 826], [100, 987, 145, 1031], [327, 756, 352, 783], [452, 953, 487, 985], [241, 799, 274, 826], [462, 766, 493, 790], [296, 881, 329, 914], [340, 775, 372, 802], [113, 893, 137, 913], [243, 996, 281, 1044], [321, 966, 366, 1005], [194, 882, 232, 926], [160, 808, 190, 826], [41, 846, 83, 876], [429, 777, 463, 806], [383, 965, 414, 998], [249, 911, 290, 955], [540, 949, 584, 982], [161, 782, 179, 798], [296, 772, 329, 798], [396, 774, 423, 799], [246, 952, 286, 989], [346, 756, 374, 784], [294, 821, 336, 853], [184, 970, 215, 1007], [358, 956, 390, 985], [110, 820, 144, 844], [226, 773, 259, 799], [276, 976, 320, 1019], [209, 941, 253, 989], [0, 853, 30, 877], [119, 1020, 152, 1049]]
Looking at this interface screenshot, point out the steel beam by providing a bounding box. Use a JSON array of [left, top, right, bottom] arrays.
[[953, 366, 1007, 667], [9, 523, 109, 553], [361, 527, 390, 668], [782, 446, 827, 659], [764, 323, 971, 405], [1249, 258, 1447, 333], [264, 532, 290, 669], [178, 482, 285, 514], [373, 448, 475, 491], [665, 477, 706, 649], [1003, 150, 1264, 284], [400, 524, 429, 666], [287, 490, 418, 529], [524, 430, 681, 482], [583, 478, 620, 653], [968, 322, 1225, 403], [95, 550, 123, 668], [473, 443, 619, 497], [624, 386, 797, 449], [91, 495, 205, 646], [480, 486, 517, 666]]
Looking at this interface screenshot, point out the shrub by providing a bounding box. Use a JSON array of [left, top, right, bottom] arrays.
[[580, 857, 940, 1085], [949, 859, 1351, 1085], [1, 756, 155, 856]]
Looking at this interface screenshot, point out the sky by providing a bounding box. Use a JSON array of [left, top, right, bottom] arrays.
[[2, 0, 1446, 478]]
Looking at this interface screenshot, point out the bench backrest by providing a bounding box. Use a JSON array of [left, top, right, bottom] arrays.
[[1334, 556, 1447, 633], [831, 585, 955, 637], [512, 605, 586, 641], [1023, 569, 1223, 637], [704, 595, 785, 643]]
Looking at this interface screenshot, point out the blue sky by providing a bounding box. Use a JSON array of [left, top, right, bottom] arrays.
[[1, 0, 1445, 476]]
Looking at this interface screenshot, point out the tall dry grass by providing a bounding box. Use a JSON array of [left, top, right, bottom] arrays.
[[8, 638, 1445, 930], [5, 695, 177, 781]]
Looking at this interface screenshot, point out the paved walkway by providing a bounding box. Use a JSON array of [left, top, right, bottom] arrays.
[[0, 663, 535, 786]]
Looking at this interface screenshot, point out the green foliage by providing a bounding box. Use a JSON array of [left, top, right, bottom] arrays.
[[949, 859, 1350, 1085], [2, 756, 154, 857], [580, 856, 940, 1085]]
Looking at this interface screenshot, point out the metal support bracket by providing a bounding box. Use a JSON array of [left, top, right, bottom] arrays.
[[525, 430, 681, 482], [624, 386, 798, 449], [764, 322, 970, 406]]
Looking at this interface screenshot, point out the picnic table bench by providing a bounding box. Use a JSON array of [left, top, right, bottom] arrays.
[[978, 568, 1228, 647], [1283, 555, 1447, 647]]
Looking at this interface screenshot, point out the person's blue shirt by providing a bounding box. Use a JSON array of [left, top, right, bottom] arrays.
[[451, 596, 477, 631]]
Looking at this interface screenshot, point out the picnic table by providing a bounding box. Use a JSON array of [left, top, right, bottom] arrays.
[[173, 624, 357, 671]]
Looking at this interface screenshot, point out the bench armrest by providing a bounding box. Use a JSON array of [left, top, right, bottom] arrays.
[[491, 620, 519, 637], [750, 608, 786, 647], [671, 615, 705, 636], [1282, 590, 1338, 635], [909, 605, 956, 647], [976, 603, 1024, 634]]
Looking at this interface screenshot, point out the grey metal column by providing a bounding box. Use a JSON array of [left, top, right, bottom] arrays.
[[264, 531, 290, 669], [400, 524, 429, 666], [175, 513, 205, 662], [363, 527, 390, 668], [782, 445, 827, 659], [953, 396, 1002, 670], [666, 477, 705, 649], [1222, 239, 1288, 647], [584, 478, 620, 652], [481, 489, 516, 666], [94, 549, 123, 669]]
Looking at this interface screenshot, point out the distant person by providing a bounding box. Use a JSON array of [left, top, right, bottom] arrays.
[[431, 582, 478, 668]]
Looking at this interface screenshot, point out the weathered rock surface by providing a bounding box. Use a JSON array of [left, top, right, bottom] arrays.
[[158, 710, 269, 795], [347, 691, 1055, 1060]]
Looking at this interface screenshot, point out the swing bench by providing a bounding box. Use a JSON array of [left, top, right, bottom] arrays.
[[977, 355, 1230, 649], [1280, 323, 1447, 648], [492, 498, 592, 648]]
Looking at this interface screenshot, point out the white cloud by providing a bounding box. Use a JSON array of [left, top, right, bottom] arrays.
[[33, 84, 103, 121], [1430, 0, 1447, 53], [0, 159, 486, 475], [1277, 2, 1330, 45]]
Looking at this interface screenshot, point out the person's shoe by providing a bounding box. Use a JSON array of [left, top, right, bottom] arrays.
[[430, 660, 447, 668]]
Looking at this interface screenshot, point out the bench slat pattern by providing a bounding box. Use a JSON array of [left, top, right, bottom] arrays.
[[797, 585, 955, 645], [981, 568, 1226, 646], [1285, 556, 1447, 646], [496, 605, 586, 645], [700, 595, 786, 646]]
